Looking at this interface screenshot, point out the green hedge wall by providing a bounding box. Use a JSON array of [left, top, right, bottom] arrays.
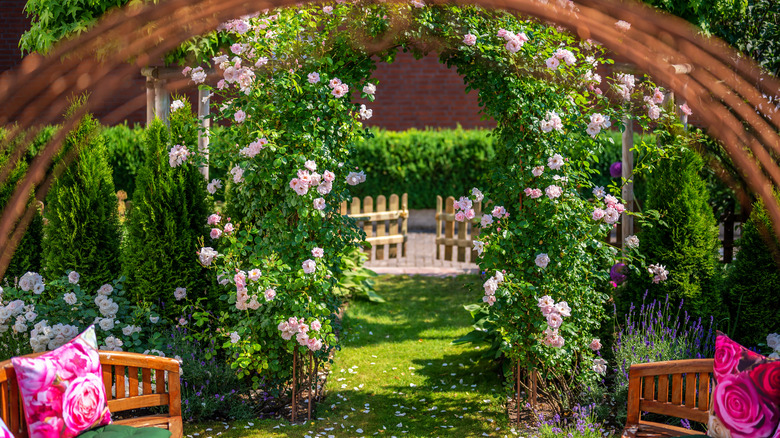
[[348, 127, 495, 209], [102, 122, 145, 197]]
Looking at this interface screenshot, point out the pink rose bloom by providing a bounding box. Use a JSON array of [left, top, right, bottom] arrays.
[[210, 228, 222, 239], [248, 269, 262, 281], [497, 29, 508, 38], [604, 195, 618, 206], [549, 334, 565, 348], [230, 43, 243, 54], [546, 313, 563, 329], [181, 66, 192, 76], [465, 209, 475, 220], [532, 166, 544, 177], [296, 332, 309, 346], [290, 178, 309, 196], [463, 34, 477, 46], [604, 207, 620, 224], [234, 110, 246, 123], [311, 320, 322, 331], [538, 295, 555, 309], [713, 373, 780, 438], [615, 20, 631, 32], [29, 417, 65, 438], [530, 189, 543, 199], [454, 211, 466, 222], [545, 185, 563, 199], [323, 170, 335, 182], [714, 336, 743, 377], [555, 301, 571, 317], [652, 88, 665, 104], [480, 214, 493, 227], [317, 181, 332, 195], [680, 103, 693, 116], [614, 203, 625, 214], [331, 84, 347, 98], [492, 206, 507, 218], [307, 338, 323, 351], [223, 223, 234, 234], [304, 160, 317, 172], [329, 78, 342, 88], [312, 247, 324, 258], [589, 338, 602, 351], [483, 295, 496, 306], [505, 38, 522, 53], [62, 374, 108, 434], [545, 57, 560, 70], [647, 105, 661, 120], [302, 259, 316, 274], [313, 197, 326, 211], [323, 6, 333, 14], [264, 288, 276, 301], [234, 271, 246, 289], [14, 356, 58, 394], [592, 208, 605, 220]]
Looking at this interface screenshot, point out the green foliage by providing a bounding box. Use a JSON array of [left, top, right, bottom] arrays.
[[0, 126, 57, 280], [643, 0, 779, 76], [350, 127, 495, 209], [722, 194, 780, 347], [102, 122, 145, 197], [622, 147, 722, 319], [121, 102, 211, 320], [332, 245, 383, 303], [43, 112, 121, 290]]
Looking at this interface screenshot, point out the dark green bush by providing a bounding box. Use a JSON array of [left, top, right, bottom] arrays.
[[348, 127, 495, 209], [44, 113, 122, 289], [621, 147, 723, 319], [122, 103, 211, 319], [0, 126, 57, 280], [722, 194, 780, 347], [102, 122, 145, 197]]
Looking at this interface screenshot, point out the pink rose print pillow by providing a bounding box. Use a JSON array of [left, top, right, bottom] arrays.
[[709, 331, 780, 438], [11, 325, 111, 438], [0, 417, 13, 438]]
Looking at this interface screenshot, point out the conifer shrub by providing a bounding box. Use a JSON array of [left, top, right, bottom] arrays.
[[0, 127, 56, 280], [722, 194, 780, 347], [621, 147, 723, 319], [43, 113, 121, 289], [122, 100, 211, 319]]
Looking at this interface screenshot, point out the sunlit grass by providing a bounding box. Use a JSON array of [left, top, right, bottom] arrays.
[[185, 274, 512, 437]]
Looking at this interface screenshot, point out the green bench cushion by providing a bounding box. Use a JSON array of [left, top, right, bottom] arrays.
[[78, 425, 172, 438]]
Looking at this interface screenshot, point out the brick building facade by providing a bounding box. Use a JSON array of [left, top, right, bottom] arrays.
[[0, 0, 492, 131]]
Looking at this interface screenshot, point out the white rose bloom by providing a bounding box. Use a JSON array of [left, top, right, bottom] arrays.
[[363, 83, 376, 95], [63, 293, 78, 305], [766, 333, 780, 350], [625, 235, 640, 249], [0, 307, 11, 323], [32, 283, 45, 295], [0, 325, 8, 333], [170, 100, 185, 112], [535, 253, 550, 269], [99, 318, 115, 331], [98, 284, 114, 296], [68, 271, 80, 284], [174, 287, 187, 301], [230, 331, 241, 343], [150, 316, 159, 324], [592, 358, 607, 374], [24, 311, 37, 322]]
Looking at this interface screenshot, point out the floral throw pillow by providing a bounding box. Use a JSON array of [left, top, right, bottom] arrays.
[[708, 331, 780, 438], [0, 417, 13, 438], [11, 325, 111, 438]]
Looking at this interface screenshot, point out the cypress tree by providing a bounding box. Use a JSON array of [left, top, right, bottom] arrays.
[[0, 127, 48, 280], [122, 100, 211, 316], [43, 114, 121, 289], [622, 148, 723, 319], [723, 195, 780, 347]]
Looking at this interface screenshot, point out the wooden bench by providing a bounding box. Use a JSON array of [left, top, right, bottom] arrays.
[[0, 351, 183, 438], [623, 358, 714, 438]]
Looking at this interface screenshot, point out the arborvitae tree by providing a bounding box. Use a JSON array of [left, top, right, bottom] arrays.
[[43, 114, 121, 289], [723, 195, 780, 347], [122, 100, 211, 317], [622, 148, 723, 319], [0, 127, 51, 280]]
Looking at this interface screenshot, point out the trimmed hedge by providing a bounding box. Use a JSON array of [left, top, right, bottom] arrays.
[[348, 127, 495, 209], [102, 122, 145, 197]]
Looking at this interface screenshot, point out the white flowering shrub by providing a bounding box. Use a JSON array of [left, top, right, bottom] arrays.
[[0, 271, 147, 360]]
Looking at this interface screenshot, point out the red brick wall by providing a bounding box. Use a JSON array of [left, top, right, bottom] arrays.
[[0, 4, 490, 130]]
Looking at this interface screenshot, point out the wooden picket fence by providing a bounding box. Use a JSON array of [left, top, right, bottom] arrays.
[[435, 195, 488, 264], [340, 194, 408, 260]]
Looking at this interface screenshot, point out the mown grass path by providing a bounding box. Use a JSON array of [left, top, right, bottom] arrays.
[[186, 274, 512, 438]]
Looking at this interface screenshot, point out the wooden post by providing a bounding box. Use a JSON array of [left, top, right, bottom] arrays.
[[436, 196, 443, 260], [292, 348, 297, 423], [308, 351, 313, 421], [363, 196, 373, 261], [197, 88, 210, 180], [146, 77, 155, 125], [531, 369, 538, 407], [154, 79, 170, 126], [375, 195, 386, 260], [516, 361, 521, 427], [389, 194, 399, 259], [444, 197, 455, 262], [401, 193, 408, 258], [621, 116, 635, 247]]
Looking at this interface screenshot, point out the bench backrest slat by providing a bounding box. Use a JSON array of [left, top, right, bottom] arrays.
[[0, 351, 181, 438], [627, 359, 714, 427]]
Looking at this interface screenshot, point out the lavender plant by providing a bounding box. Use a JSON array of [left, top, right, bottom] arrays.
[[531, 403, 609, 438], [607, 292, 715, 424]]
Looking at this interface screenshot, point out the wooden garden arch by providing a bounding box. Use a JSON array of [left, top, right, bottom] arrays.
[[0, 0, 778, 279]]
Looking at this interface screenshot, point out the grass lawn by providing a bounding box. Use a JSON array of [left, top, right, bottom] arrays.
[[184, 274, 514, 437]]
